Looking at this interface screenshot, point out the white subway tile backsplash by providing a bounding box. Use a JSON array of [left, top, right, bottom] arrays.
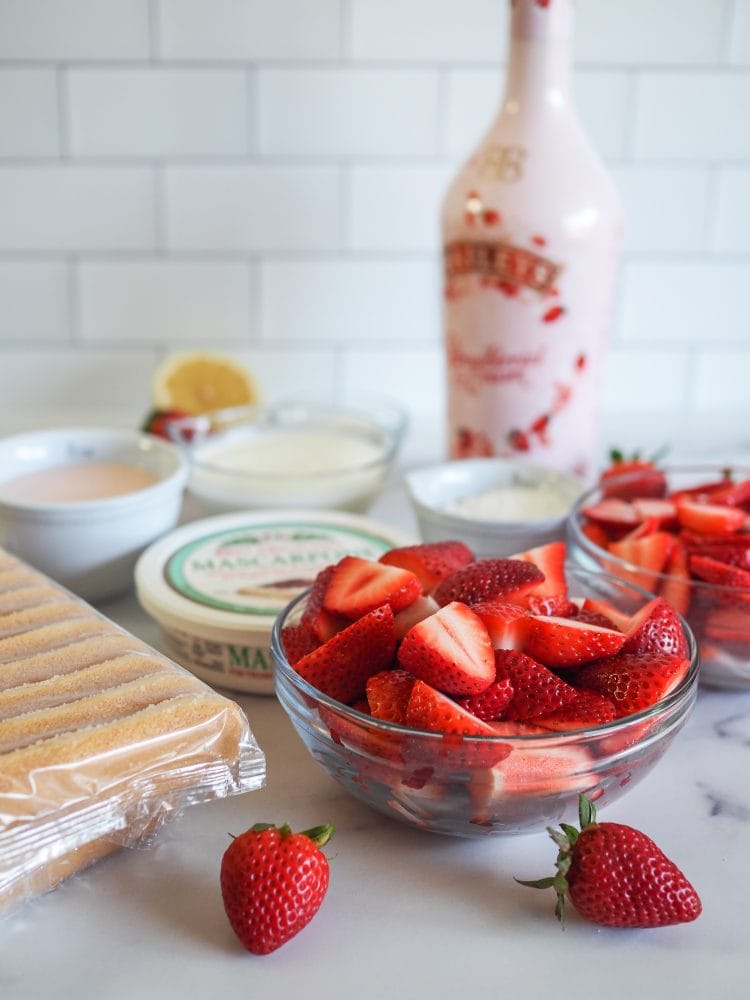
[[348, 164, 451, 252], [349, 0, 508, 62], [619, 261, 750, 344], [602, 347, 689, 414], [0, 263, 69, 341], [714, 168, 750, 252], [694, 350, 750, 412], [159, 0, 341, 61], [0, 70, 58, 157], [611, 166, 711, 253], [258, 69, 440, 158], [261, 258, 440, 344], [68, 69, 248, 158], [78, 260, 253, 344], [233, 347, 337, 404], [164, 166, 340, 251], [729, 0, 750, 65], [635, 73, 750, 160], [0, 0, 149, 60], [574, 0, 728, 66], [0, 167, 156, 251]]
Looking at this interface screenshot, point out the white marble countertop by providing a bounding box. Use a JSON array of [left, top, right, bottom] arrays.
[[2, 424, 750, 1000]]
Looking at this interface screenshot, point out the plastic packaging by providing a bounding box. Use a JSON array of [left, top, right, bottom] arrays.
[[0, 547, 265, 913]]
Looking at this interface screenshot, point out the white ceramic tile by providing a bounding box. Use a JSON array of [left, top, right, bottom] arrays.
[[349, 0, 507, 62], [0, 350, 157, 416], [575, 0, 728, 65], [232, 347, 338, 404], [0, 0, 149, 60], [443, 68, 628, 162], [348, 164, 453, 252], [159, 0, 341, 60], [729, 0, 750, 65], [635, 73, 750, 160], [714, 168, 750, 252], [68, 69, 247, 158], [0, 70, 58, 157], [0, 167, 155, 251], [258, 69, 440, 157], [602, 347, 689, 414], [611, 166, 711, 253], [260, 259, 440, 344], [694, 350, 750, 413], [164, 166, 340, 251], [619, 261, 750, 343], [0, 263, 69, 341], [78, 260, 253, 344]]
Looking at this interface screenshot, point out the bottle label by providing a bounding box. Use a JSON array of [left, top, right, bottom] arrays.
[[445, 239, 561, 295]]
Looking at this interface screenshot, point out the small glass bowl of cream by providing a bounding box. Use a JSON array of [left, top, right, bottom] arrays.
[[168, 399, 407, 515], [405, 458, 583, 557]]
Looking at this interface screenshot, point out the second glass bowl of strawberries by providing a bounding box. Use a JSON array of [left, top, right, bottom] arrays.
[[271, 541, 699, 838], [567, 463, 750, 690]]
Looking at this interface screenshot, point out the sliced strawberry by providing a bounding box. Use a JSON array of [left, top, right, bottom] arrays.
[[469, 744, 597, 811], [470, 599, 528, 650], [709, 477, 750, 508], [508, 540, 567, 599], [600, 457, 666, 500], [493, 648, 578, 720], [457, 677, 514, 722], [403, 679, 512, 768], [579, 597, 631, 632], [701, 604, 750, 643], [679, 530, 750, 551], [689, 554, 750, 589], [432, 558, 544, 607], [300, 565, 346, 642], [294, 604, 397, 704], [581, 498, 639, 528], [608, 531, 674, 592], [621, 596, 689, 658], [618, 515, 662, 542], [632, 497, 677, 525], [658, 538, 692, 616], [280, 622, 320, 665], [323, 556, 422, 620], [534, 689, 617, 732], [675, 499, 745, 534], [520, 615, 626, 668], [319, 702, 404, 765], [379, 540, 474, 592], [525, 593, 579, 616], [393, 594, 440, 640], [572, 606, 623, 630], [397, 601, 495, 696], [576, 652, 691, 718], [581, 520, 611, 550], [366, 669, 416, 724], [683, 542, 750, 570], [668, 478, 733, 504]]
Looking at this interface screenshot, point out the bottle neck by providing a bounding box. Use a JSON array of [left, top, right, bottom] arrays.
[[502, 0, 574, 112]]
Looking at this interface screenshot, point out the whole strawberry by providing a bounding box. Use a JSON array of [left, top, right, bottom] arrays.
[[221, 821, 334, 954], [518, 796, 701, 928]]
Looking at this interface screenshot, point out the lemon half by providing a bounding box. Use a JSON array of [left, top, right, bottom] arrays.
[[152, 351, 261, 416]]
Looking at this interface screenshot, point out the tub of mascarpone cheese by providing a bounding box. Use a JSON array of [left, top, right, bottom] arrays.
[[135, 509, 413, 695]]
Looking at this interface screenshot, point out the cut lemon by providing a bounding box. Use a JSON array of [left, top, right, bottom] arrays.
[[152, 351, 261, 416]]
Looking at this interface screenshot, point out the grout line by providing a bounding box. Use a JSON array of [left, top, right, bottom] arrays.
[[56, 65, 70, 159]]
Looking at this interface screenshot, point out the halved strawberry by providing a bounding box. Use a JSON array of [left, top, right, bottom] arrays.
[[397, 601, 495, 696], [683, 542, 750, 570], [493, 648, 578, 720], [579, 597, 631, 632], [323, 556, 422, 619], [280, 622, 320, 665], [617, 515, 662, 542], [581, 498, 639, 528], [508, 540, 567, 599], [403, 679, 511, 768], [600, 454, 667, 500], [432, 558, 544, 607], [393, 594, 440, 640], [621, 596, 689, 658], [294, 604, 397, 704], [534, 689, 617, 732], [632, 497, 678, 524], [581, 520, 611, 550], [708, 477, 750, 508], [608, 531, 674, 592], [688, 554, 750, 589], [366, 669, 416, 724], [571, 606, 623, 630], [658, 538, 692, 616], [675, 499, 746, 535], [468, 744, 597, 812], [576, 651, 691, 718], [701, 604, 750, 643], [457, 677, 515, 722], [379, 541, 474, 592], [470, 599, 528, 649], [520, 615, 626, 668], [300, 565, 346, 642], [680, 530, 750, 551]]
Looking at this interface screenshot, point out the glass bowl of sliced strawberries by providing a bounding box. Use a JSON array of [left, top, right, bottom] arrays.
[[568, 462, 750, 690], [271, 539, 699, 837]]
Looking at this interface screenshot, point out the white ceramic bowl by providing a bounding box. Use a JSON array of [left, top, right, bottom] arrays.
[[0, 427, 188, 601], [405, 458, 583, 557]]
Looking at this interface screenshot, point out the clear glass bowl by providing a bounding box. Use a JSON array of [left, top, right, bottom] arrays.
[[166, 399, 407, 515], [568, 464, 750, 690], [270, 566, 699, 838]]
